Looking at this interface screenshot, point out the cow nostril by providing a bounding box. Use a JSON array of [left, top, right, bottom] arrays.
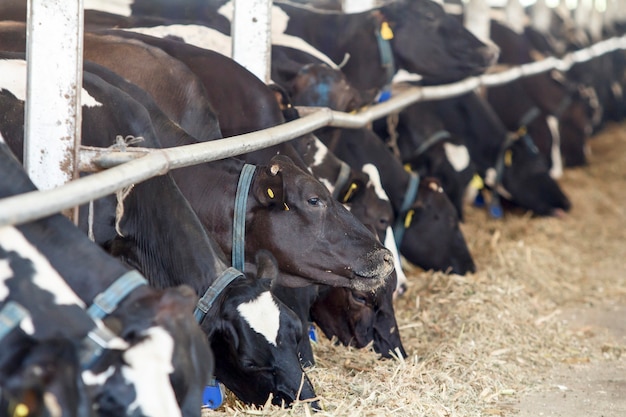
[[383, 253, 392, 263]]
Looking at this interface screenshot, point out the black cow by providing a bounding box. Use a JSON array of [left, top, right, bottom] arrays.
[[0, 130, 212, 417]]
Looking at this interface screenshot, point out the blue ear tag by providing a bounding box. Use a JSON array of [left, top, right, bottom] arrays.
[[308, 324, 318, 343], [377, 89, 392, 103], [202, 380, 225, 409], [473, 192, 485, 208], [489, 203, 503, 219]]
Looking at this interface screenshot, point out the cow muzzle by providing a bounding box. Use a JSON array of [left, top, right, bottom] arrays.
[[352, 248, 394, 291]]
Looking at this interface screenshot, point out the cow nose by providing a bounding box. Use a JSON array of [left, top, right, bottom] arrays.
[[353, 248, 395, 290]]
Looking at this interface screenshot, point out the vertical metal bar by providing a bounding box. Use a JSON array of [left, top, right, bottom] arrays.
[[505, 0, 526, 34], [464, 0, 491, 42], [342, 0, 376, 13], [530, 0, 553, 34], [232, 0, 272, 83], [25, 0, 84, 220]]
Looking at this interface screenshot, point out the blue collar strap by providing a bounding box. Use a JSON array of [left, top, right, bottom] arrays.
[[0, 301, 29, 341], [87, 270, 148, 320], [80, 324, 119, 369], [518, 106, 541, 130], [232, 164, 256, 272], [393, 171, 420, 247], [375, 28, 396, 87], [331, 161, 352, 201], [193, 267, 244, 323], [410, 130, 452, 160]]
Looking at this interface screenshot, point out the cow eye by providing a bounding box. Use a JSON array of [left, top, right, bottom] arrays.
[[350, 291, 368, 305], [308, 197, 322, 207]]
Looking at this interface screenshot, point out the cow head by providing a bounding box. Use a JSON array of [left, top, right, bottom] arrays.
[[247, 154, 395, 291], [204, 251, 317, 408], [290, 63, 363, 112], [310, 268, 407, 359], [379, 0, 498, 83], [497, 137, 572, 217], [399, 178, 476, 275], [2, 340, 91, 417], [84, 285, 210, 417]]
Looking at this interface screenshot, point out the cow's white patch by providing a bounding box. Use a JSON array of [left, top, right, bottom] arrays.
[[383, 227, 407, 294], [311, 139, 328, 167], [218, 1, 337, 68], [546, 115, 563, 179], [122, 326, 181, 417], [0, 259, 11, 299], [0, 227, 85, 307], [391, 69, 423, 83], [84, 0, 132, 16], [319, 178, 334, 194], [361, 164, 389, 201], [0, 59, 101, 108], [237, 291, 280, 347], [443, 143, 470, 172], [0, 131, 5, 144], [19, 316, 34, 335], [43, 393, 62, 417], [128, 25, 232, 58], [485, 168, 497, 187], [0, 59, 27, 101], [82, 365, 115, 387]]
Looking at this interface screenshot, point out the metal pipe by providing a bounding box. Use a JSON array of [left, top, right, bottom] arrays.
[[2, 35, 625, 227]]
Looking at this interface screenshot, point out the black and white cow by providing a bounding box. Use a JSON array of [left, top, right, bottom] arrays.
[[319, 126, 477, 275], [432, 91, 572, 217], [0, 129, 212, 417]]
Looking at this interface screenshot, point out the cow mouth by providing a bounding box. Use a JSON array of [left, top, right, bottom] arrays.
[[351, 248, 395, 291]]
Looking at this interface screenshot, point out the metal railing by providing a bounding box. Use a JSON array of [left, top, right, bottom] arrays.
[[1, 34, 625, 228]]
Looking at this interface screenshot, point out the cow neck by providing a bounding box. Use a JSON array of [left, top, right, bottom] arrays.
[[0, 301, 29, 341], [80, 324, 122, 370], [488, 123, 540, 217], [232, 164, 257, 272], [407, 130, 452, 161], [86, 270, 148, 320], [193, 267, 244, 323], [374, 11, 396, 90], [393, 171, 420, 248]]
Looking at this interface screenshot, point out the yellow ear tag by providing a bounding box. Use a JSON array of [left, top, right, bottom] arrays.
[[342, 182, 359, 203], [470, 173, 484, 190], [13, 404, 29, 417], [404, 209, 415, 229], [380, 21, 394, 40], [403, 163, 412, 173], [267, 188, 274, 199], [283, 203, 290, 211], [504, 149, 513, 167]]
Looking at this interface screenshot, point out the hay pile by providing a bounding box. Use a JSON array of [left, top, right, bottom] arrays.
[[203, 122, 626, 417]]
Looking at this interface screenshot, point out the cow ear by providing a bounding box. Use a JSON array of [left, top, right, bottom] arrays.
[[157, 285, 199, 317], [253, 156, 297, 208], [253, 164, 285, 207]]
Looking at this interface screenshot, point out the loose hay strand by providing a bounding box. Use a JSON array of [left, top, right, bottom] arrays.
[[202, 122, 626, 417]]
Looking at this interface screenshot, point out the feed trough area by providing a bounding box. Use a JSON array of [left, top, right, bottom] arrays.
[[202, 123, 626, 416]]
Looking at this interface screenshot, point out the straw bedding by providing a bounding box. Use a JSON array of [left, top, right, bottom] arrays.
[[203, 121, 626, 417]]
